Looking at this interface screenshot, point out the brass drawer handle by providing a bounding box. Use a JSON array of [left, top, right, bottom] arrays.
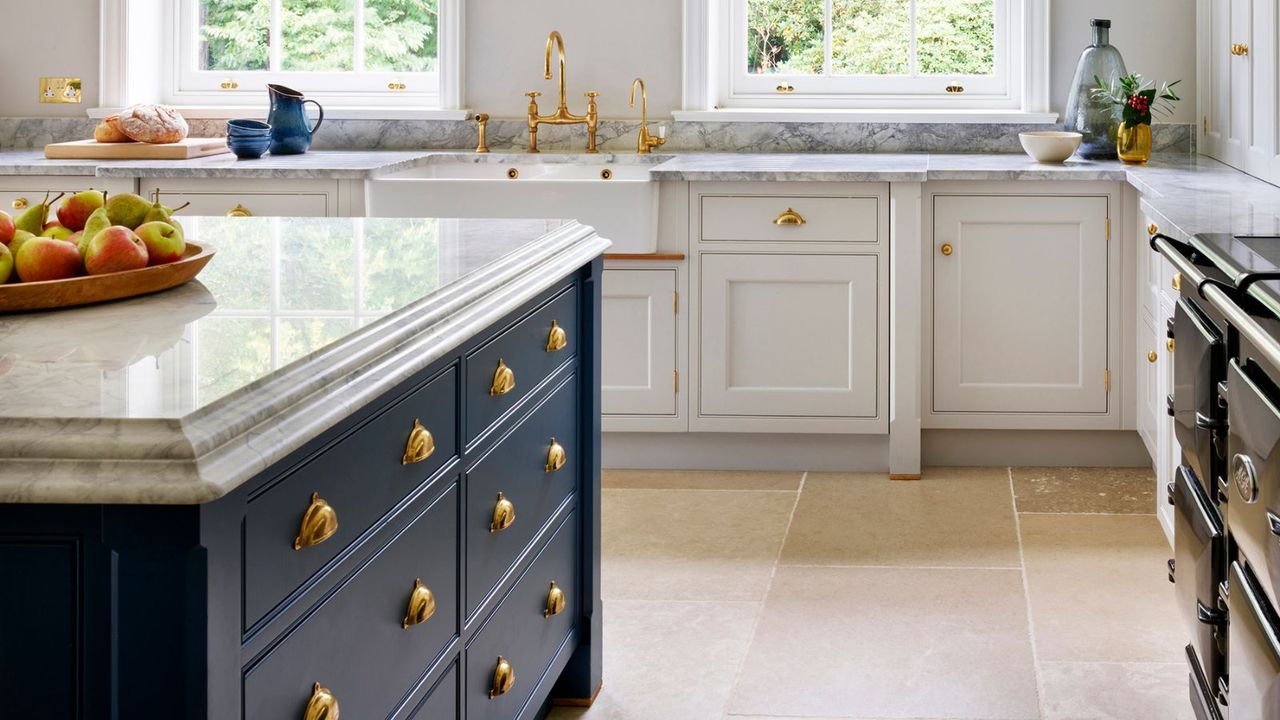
[[490, 656, 515, 699], [946, 83, 966, 94], [1168, 338, 1176, 353], [544, 580, 566, 618], [940, 243, 954, 256], [773, 208, 805, 226], [402, 418, 435, 465], [11, 197, 29, 210], [546, 319, 568, 352], [1147, 223, 1158, 236], [1148, 350, 1158, 363], [1172, 273, 1182, 291], [490, 358, 515, 396], [220, 78, 240, 90], [546, 438, 567, 472], [490, 492, 515, 533], [1232, 43, 1251, 56], [294, 492, 338, 550], [226, 203, 253, 217], [775, 83, 795, 94], [303, 682, 339, 720], [402, 578, 436, 629]]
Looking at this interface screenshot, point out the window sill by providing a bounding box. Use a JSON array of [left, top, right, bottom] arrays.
[[671, 109, 1060, 124], [86, 106, 471, 121]]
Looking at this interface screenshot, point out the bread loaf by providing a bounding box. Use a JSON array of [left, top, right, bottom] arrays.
[[93, 115, 131, 143], [116, 104, 189, 144]]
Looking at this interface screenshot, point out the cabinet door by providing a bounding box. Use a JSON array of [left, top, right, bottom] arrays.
[[1244, 0, 1275, 178], [602, 269, 677, 416], [932, 195, 1109, 414], [1157, 293, 1179, 534], [1137, 307, 1160, 460], [1213, 0, 1253, 168], [699, 253, 879, 419]]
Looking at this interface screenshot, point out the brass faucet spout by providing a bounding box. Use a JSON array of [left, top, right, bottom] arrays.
[[630, 76, 665, 155], [545, 31, 568, 111]]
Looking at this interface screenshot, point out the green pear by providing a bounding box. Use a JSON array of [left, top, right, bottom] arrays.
[[80, 206, 112, 258], [14, 192, 63, 235], [105, 192, 151, 229], [8, 230, 36, 257], [140, 199, 190, 242]]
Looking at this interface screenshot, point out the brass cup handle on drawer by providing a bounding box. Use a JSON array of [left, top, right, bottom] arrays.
[[1147, 223, 1159, 236], [544, 581, 566, 618], [490, 492, 516, 533], [490, 358, 516, 396], [1168, 338, 1176, 353], [293, 492, 339, 550], [490, 656, 516, 699], [11, 197, 28, 210], [546, 437, 567, 473], [401, 418, 436, 465], [773, 208, 806, 226], [226, 203, 253, 217], [546, 319, 568, 352], [940, 243, 954, 256], [1232, 43, 1251, 56], [1148, 350, 1158, 363], [401, 578, 436, 629], [303, 682, 339, 720]]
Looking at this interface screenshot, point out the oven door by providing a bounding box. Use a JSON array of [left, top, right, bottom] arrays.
[[1227, 358, 1280, 607], [1173, 464, 1227, 691], [1226, 560, 1280, 717], [1174, 297, 1226, 492]]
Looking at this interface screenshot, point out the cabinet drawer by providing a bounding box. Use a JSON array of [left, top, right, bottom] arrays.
[[153, 191, 329, 218], [700, 195, 879, 243], [243, 366, 458, 628], [466, 286, 578, 444], [465, 509, 579, 720], [244, 483, 459, 720], [466, 374, 579, 616], [408, 663, 458, 719]]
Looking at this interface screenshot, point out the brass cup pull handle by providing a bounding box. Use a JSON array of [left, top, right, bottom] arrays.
[[303, 682, 339, 720], [294, 492, 339, 550], [1147, 223, 1159, 236], [1232, 43, 1251, 56], [940, 243, 954, 256], [490, 656, 515, 699], [1147, 350, 1158, 363], [226, 203, 253, 217], [11, 197, 29, 210], [490, 358, 516, 396], [546, 438, 567, 473], [402, 419, 436, 465], [490, 492, 516, 533], [1168, 338, 1176, 353], [402, 578, 437, 629], [546, 319, 568, 352], [773, 208, 806, 226], [544, 580, 566, 618]]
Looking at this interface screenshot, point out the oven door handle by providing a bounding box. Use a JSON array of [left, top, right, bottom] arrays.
[[1152, 233, 1209, 289], [1268, 511, 1280, 537], [1204, 283, 1280, 372], [1195, 412, 1225, 431]]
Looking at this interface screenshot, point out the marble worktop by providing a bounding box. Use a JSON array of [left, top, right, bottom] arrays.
[[0, 216, 609, 504]]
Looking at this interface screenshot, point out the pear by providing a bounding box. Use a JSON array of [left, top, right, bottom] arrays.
[[80, 206, 112, 258], [140, 199, 190, 242], [105, 192, 152, 229], [8, 230, 36, 257], [14, 192, 64, 235]]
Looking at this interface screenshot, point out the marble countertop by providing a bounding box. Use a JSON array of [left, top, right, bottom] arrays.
[[0, 216, 608, 504]]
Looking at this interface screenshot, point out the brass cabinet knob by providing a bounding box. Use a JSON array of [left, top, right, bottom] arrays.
[[1172, 273, 1182, 291], [490, 492, 515, 533], [544, 580, 566, 618], [294, 492, 339, 550], [490, 358, 516, 396], [1168, 338, 1176, 353], [401, 418, 436, 465], [226, 203, 253, 217], [545, 438, 567, 472], [1147, 223, 1159, 236], [773, 208, 806, 226], [1148, 350, 1158, 363], [489, 656, 515, 699], [940, 243, 954, 256], [303, 682, 339, 720], [11, 197, 28, 210], [546, 320, 568, 352], [402, 578, 436, 629]]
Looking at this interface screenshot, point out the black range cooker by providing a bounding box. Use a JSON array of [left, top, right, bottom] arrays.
[[1156, 232, 1280, 720]]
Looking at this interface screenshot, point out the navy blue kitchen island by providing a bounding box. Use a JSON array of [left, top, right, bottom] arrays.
[[0, 216, 609, 720]]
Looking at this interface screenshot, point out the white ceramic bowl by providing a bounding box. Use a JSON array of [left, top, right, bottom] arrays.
[[1019, 131, 1083, 163]]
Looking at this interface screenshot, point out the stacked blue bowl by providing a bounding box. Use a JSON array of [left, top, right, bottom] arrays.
[[226, 119, 272, 159]]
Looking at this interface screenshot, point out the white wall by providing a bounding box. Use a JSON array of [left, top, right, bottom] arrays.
[[0, 0, 1195, 123]]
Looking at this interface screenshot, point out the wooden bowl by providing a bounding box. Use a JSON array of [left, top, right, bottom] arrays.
[[0, 241, 216, 313]]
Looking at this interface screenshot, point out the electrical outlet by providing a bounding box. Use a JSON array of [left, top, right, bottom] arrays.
[[39, 77, 82, 104]]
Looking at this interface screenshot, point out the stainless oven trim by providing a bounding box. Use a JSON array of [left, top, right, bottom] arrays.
[[1205, 283, 1280, 372], [1155, 234, 1211, 289]]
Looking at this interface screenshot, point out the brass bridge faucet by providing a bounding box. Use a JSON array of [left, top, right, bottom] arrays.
[[629, 77, 666, 154], [526, 31, 599, 153]]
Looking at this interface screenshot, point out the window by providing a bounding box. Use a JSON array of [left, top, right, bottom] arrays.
[[681, 0, 1048, 115]]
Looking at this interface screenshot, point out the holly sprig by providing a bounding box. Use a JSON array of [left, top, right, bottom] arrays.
[[1091, 73, 1181, 126]]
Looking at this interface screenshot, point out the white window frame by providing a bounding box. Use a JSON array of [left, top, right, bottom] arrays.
[[679, 0, 1051, 120], [99, 0, 464, 116]]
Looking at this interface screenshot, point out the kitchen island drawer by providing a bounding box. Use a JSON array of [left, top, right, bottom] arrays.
[[466, 286, 578, 444], [244, 483, 459, 720], [465, 509, 579, 720], [699, 194, 879, 244], [466, 373, 579, 617], [243, 366, 459, 628], [408, 663, 459, 719]]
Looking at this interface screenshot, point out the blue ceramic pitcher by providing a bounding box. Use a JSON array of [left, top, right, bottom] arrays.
[[267, 84, 324, 155]]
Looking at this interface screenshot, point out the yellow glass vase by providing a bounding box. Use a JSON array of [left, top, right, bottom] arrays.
[[1116, 122, 1152, 164]]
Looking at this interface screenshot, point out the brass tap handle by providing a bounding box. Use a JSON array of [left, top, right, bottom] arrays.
[[490, 656, 515, 699], [475, 113, 490, 154], [402, 418, 435, 465], [293, 492, 338, 550], [490, 492, 516, 533], [545, 581, 566, 618], [303, 682, 339, 720], [402, 578, 437, 629]]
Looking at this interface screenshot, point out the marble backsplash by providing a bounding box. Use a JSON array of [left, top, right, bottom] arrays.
[[0, 116, 1195, 155]]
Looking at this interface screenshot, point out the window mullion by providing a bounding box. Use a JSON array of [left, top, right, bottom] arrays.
[[269, 0, 282, 71], [354, 0, 366, 73], [908, 0, 918, 78], [823, 0, 833, 76]]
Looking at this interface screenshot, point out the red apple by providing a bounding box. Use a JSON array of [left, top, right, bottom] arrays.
[[15, 236, 82, 282], [56, 190, 105, 232], [135, 221, 184, 265], [0, 243, 11, 283], [66, 231, 83, 248], [0, 210, 14, 245], [84, 226, 148, 275], [41, 221, 74, 241]]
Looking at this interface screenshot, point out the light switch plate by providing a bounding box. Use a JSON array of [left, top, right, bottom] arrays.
[[39, 77, 82, 104]]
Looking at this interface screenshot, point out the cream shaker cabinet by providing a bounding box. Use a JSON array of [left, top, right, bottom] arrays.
[[1202, 0, 1280, 182], [0, 178, 135, 218], [601, 268, 679, 420], [140, 178, 342, 218]]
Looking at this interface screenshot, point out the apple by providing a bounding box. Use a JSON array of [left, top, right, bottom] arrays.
[[56, 190, 106, 232], [66, 231, 83, 248], [15, 236, 82, 282], [0, 210, 14, 245], [8, 230, 35, 257], [84, 226, 148, 275], [0, 243, 11, 284], [135, 221, 184, 265], [41, 221, 74, 241]]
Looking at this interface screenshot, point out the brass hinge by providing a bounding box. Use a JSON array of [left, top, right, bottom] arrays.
[[673, 370, 679, 394], [1105, 218, 1111, 242], [673, 291, 679, 314], [1104, 369, 1111, 393], [1203, 115, 1209, 135]]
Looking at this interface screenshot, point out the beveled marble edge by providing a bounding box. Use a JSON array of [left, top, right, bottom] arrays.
[[0, 224, 610, 504]]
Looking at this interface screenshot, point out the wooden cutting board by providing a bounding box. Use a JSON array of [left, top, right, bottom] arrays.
[[45, 138, 231, 160]]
